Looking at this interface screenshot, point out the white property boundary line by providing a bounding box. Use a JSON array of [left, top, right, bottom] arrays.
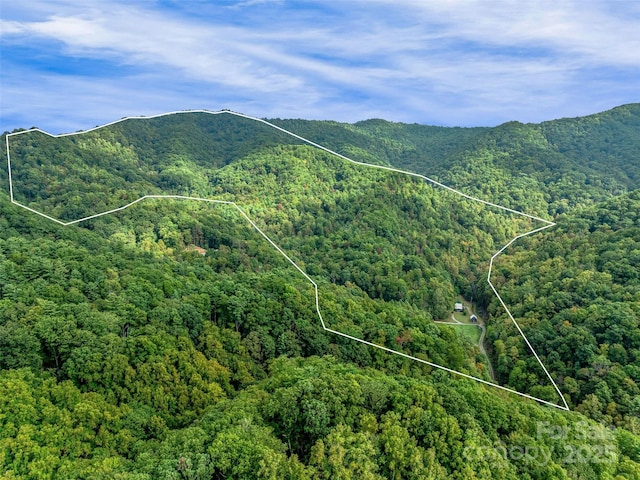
[[4, 109, 569, 411]]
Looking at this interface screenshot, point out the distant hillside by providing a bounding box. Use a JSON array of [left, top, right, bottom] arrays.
[[1, 107, 640, 478], [272, 104, 640, 216], [3, 104, 638, 219], [486, 189, 640, 422]]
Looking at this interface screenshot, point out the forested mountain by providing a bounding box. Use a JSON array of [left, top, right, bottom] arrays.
[[275, 103, 640, 216], [1, 106, 639, 478], [487, 191, 640, 424]]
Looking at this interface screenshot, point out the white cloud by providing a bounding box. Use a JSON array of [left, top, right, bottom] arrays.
[[0, 0, 638, 131], [2, 5, 304, 92], [0, 19, 27, 34], [371, 0, 640, 66], [227, 0, 284, 9]]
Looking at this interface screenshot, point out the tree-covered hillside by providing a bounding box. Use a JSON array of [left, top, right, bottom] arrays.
[[275, 103, 640, 216], [1, 106, 639, 478], [487, 190, 640, 428]]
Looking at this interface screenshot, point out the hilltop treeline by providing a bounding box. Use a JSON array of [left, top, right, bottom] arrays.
[[1, 106, 639, 478]]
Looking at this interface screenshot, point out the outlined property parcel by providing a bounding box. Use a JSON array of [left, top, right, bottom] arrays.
[[4, 109, 569, 410]]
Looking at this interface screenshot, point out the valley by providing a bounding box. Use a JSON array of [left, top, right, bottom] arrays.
[[1, 105, 639, 478]]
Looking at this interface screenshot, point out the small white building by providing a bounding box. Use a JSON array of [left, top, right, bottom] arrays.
[[454, 303, 464, 312], [470, 314, 478, 323]]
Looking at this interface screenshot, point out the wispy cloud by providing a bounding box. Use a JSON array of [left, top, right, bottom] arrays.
[[1, 0, 638, 132], [227, 0, 285, 9], [2, 8, 301, 92]]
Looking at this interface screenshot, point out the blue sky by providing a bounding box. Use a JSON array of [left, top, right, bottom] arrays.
[[1, 0, 639, 133]]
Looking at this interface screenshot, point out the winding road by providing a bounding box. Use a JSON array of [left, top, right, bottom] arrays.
[[476, 318, 495, 382], [435, 308, 495, 382]]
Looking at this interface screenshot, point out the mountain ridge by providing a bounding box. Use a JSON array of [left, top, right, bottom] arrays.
[[1, 104, 639, 478]]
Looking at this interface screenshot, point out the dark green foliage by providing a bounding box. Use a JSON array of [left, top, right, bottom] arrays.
[[487, 190, 640, 430], [274, 104, 640, 219], [1, 106, 640, 478]]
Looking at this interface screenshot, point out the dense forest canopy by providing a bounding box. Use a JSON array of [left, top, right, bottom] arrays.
[[1, 105, 639, 478], [274, 103, 640, 216]]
